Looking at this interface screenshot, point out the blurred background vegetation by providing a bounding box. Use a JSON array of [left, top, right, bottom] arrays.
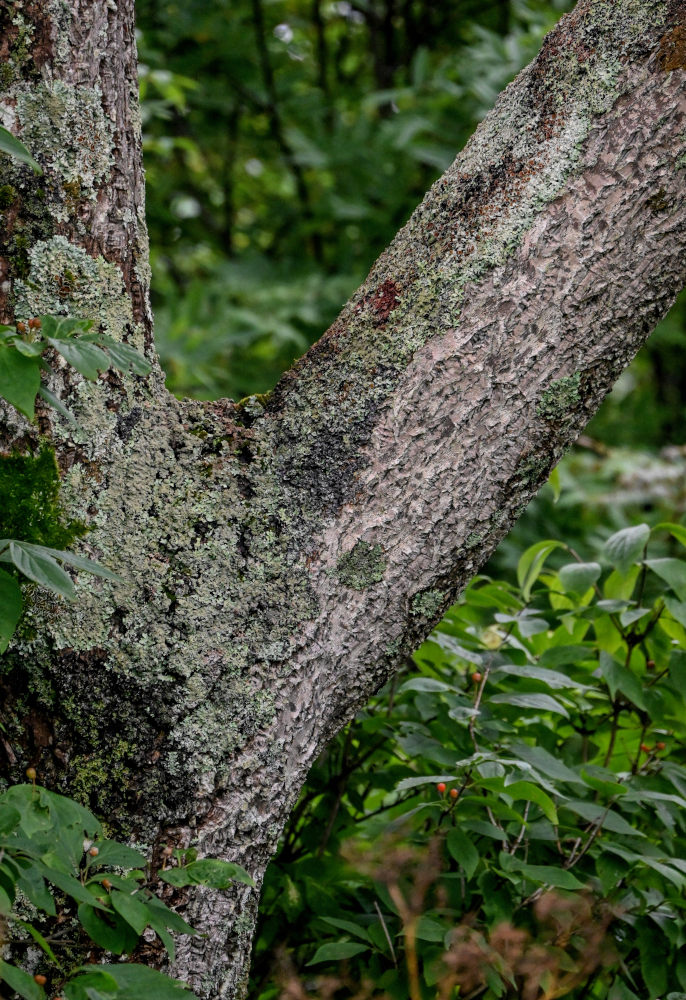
[[135, 1, 686, 996]]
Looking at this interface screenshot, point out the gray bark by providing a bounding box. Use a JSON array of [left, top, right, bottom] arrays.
[[1, 0, 686, 996]]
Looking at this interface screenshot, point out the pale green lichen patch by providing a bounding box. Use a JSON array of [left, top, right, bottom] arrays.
[[15, 236, 134, 337], [536, 373, 581, 422], [337, 541, 387, 590], [16, 81, 114, 192], [411, 589, 444, 618]]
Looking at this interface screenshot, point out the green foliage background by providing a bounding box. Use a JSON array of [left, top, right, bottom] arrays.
[[133, 0, 686, 998]]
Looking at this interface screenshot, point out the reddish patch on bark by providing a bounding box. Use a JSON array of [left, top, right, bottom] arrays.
[[369, 279, 401, 324], [660, 24, 686, 71]]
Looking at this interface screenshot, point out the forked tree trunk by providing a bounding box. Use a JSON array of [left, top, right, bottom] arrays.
[[1, 1, 685, 995]]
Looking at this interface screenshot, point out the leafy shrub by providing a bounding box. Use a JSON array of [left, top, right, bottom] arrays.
[[0, 780, 252, 1000], [253, 522, 686, 1000]]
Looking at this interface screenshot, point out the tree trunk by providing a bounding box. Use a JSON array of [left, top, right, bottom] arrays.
[[1, 1, 685, 996]]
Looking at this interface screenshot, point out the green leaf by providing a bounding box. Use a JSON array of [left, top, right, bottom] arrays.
[[97, 335, 152, 376], [0, 343, 40, 418], [77, 903, 139, 954], [69, 965, 193, 999], [645, 558, 686, 601], [159, 858, 254, 889], [0, 962, 45, 1000], [0, 568, 22, 653], [502, 780, 558, 824], [16, 921, 59, 964], [509, 862, 584, 890], [110, 890, 151, 935], [395, 774, 456, 791], [319, 916, 371, 942], [655, 522, 686, 549], [562, 800, 644, 837], [489, 692, 569, 718], [547, 465, 561, 503], [5, 541, 75, 599], [0, 125, 42, 173], [90, 840, 147, 869], [414, 915, 446, 942], [558, 561, 601, 594], [517, 541, 564, 601], [599, 651, 646, 710], [47, 338, 110, 380], [306, 940, 370, 965], [603, 524, 650, 573], [446, 828, 479, 879]]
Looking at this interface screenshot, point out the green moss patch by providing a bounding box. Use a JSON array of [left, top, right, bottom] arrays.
[[0, 445, 85, 547]]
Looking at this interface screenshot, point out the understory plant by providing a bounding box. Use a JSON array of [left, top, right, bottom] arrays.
[[253, 523, 686, 1000]]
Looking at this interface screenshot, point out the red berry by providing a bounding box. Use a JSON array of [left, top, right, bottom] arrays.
[[102, 878, 112, 890], [16, 321, 27, 334], [436, 782, 446, 794], [34, 975, 47, 986], [471, 672, 483, 683], [640, 743, 651, 753], [449, 788, 459, 799], [656, 741, 667, 751], [646, 659, 656, 670], [28, 317, 41, 330], [89, 846, 99, 857]]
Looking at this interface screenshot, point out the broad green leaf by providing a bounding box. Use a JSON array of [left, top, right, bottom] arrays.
[[0, 568, 22, 653], [90, 840, 147, 868], [562, 800, 644, 837], [77, 903, 138, 954], [319, 916, 371, 942], [558, 561, 601, 594], [598, 651, 646, 710], [47, 338, 110, 380], [6, 541, 74, 599], [603, 524, 650, 573], [645, 558, 686, 601], [414, 915, 446, 942], [509, 862, 584, 890], [399, 677, 453, 693], [0, 961, 45, 1000], [502, 780, 558, 823], [547, 465, 561, 503], [665, 596, 686, 628], [655, 522, 686, 549], [489, 692, 569, 718], [490, 662, 588, 690], [110, 890, 151, 935], [69, 965, 193, 999], [511, 743, 584, 786], [0, 343, 40, 418], [0, 125, 42, 173], [159, 858, 254, 889], [306, 941, 370, 965], [446, 828, 479, 879], [517, 540, 564, 601], [395, 774, 456, 791], [0, 803, 21, 835], [97, 335, 152, 376]]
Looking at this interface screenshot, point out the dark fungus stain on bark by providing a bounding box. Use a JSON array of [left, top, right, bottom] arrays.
[[659, 24, 686, 70]]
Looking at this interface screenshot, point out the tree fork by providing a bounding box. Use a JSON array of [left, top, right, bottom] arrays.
[[0, 1, 685, 996]]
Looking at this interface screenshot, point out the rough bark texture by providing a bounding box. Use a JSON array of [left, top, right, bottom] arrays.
[[1, 0, 686, 996]]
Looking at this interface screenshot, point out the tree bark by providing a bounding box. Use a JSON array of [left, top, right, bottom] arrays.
[[1, 1, 686, 997]]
